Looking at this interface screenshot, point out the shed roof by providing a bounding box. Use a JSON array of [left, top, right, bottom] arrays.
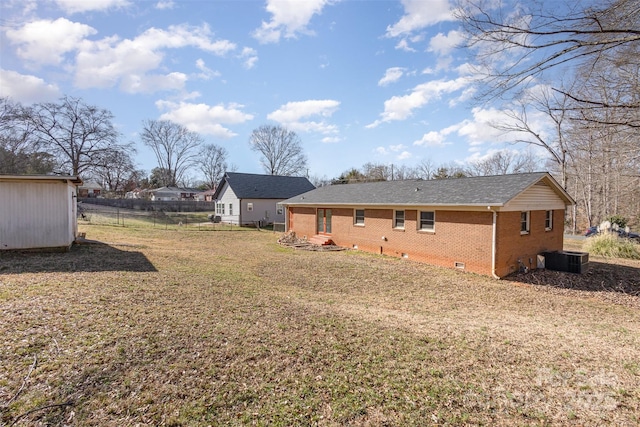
[[281, 172, 573, 207], [0, 174, 82, 185], [213, 172, 315, 200]]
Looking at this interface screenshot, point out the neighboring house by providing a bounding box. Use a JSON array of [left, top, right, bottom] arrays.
[[149, 186, 202, 201], [0, 174, 83, 251], [78, 181, 102, 198], [199, 188, 216, 202], [281, 172, 575, 278], [212, 172, 315, 226]]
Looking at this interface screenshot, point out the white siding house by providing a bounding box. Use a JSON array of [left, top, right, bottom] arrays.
[[212, 173, 315, 226], [0, 175, 83, 250]]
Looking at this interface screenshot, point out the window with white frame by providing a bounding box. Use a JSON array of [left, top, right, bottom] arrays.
[[247, 202, 253, 212], [354, 209, 365, 225], [545, 210, 553, 230], [229, 203, 233, 216], [216, 202, 225, 215], [394, 210, 405, 229], [521, 211, 530, 234], [419, 211, 435, 231], [277, 205, 283, 215]]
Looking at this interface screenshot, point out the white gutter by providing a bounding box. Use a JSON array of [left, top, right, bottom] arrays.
[[488, 206, 500, 279]]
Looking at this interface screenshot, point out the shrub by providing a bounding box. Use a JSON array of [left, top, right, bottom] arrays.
[[606, 215, 627, 229], [585, 233, 640, 260]]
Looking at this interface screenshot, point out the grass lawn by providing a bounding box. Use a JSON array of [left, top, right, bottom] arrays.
[[1, 225, 639, 426]]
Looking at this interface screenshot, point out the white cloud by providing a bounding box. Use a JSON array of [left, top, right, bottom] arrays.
[[322, 136, 341, 144], [268, 99, 340, 134], [386, 0, 453, 38], [156, 100, 254, 138], [239, 47, 258, 69], [155, 0, 175, 10], [253, 0, 332, 44], [0, 69, 60, 103], [428, 30, 464, 56], [413, 130, 452, 147], [367, 77, 470, 127], [120, 72, 188, 93], [378, 67, 405, 86], [375, 146, 388, 155], [74, 24, 236, 92], [397, 151, 412, 160], [389, 144, 406, 152], [395, 39, 416, 52], [54, 0, 130, 13], [5, 18, 97, 66], [195, 59, 220, 80]]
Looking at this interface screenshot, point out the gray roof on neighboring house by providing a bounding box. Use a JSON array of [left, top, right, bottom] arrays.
[[282, 172, 573, 207], [213, 172, 315, 200]]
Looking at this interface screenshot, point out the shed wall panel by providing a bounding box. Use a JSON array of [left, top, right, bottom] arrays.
[[0, 181, 73, 249]]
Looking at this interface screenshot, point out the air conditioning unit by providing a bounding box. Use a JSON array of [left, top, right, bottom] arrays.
[[540, 251, 589, 274]]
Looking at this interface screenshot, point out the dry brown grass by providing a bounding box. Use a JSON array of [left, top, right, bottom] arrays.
[[1, 225, 639, 426]]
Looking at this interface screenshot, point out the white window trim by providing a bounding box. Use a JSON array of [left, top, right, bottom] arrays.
[[394, 210, 405, 229], [418, 210, 435, 233], [545, 210, 553, 231], [247, 202, 253, 212], [354, 209, 365, 226], [520, 211, 530, 235]]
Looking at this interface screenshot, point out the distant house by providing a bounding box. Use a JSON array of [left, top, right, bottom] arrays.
[[0, 174, 83, 251], [78, 181, 102, 198], [212, 172, 315, 226], [281, 172, 575, 278], [149, 186, 202, 201]]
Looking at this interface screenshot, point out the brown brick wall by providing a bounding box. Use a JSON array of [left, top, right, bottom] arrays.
[[288, 206, 566, 278], [494, 209, 564, 277], [288, 207, 494, 276]]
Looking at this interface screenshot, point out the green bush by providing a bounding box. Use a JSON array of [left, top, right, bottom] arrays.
[[585, 233, 640, 259], [606, 215, 627, 229]]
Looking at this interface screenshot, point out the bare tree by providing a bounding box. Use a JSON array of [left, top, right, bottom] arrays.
[[456, 0, 640, 127], [492, 87, 572, 187], [91, 143, 137, 195], [467, 149, 540, 176], [249, 125, 307, 176], [415, 158, 436, 180], [24, 96, 120, 175], [141, 120, 203, 187], [198, 143, 228, 190], [362, 162, 391, 181], [0, 98, 55, 174]]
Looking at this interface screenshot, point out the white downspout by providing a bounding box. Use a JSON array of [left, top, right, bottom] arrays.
[[488, 206, 500, 279]]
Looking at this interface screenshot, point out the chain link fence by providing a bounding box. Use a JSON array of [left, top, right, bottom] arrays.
[[78, 205, 241, 231]]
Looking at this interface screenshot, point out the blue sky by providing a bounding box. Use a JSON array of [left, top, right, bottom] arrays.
[[0, 0, 541, 181]]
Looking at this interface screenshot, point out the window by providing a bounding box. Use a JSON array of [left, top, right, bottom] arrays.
[[216, 202, 225, 215], [521, 211, 530, 234], [277, 205, 283, 215], [545, 210, 553, 230], [229, 203, 233, 216], [394, 210, 405, 229], [247, 203, 253, 212], [354, 209, 365, 225], [419, 211, 435, 231]]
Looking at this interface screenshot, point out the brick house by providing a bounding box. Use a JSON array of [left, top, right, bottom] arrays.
[[281, 172, 574, 278]]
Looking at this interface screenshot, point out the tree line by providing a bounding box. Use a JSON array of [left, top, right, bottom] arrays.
[[0, 96, 308, 195]]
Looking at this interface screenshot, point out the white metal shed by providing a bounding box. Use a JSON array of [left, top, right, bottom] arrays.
[[0, 174, 83, 251]]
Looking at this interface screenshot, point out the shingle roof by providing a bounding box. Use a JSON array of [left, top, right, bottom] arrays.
[[213, 172, 315, 200], [282, 172, 572, 207]]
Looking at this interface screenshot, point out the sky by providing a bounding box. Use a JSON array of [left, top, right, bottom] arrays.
[[0, 0, 543, 182]]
